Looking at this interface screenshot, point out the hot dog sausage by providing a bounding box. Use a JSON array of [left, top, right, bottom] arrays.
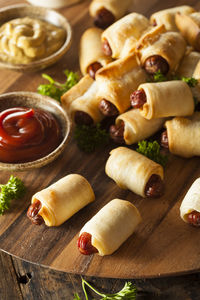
[[187, 211, 200, 227], [145, 174, 164, 198], [109, 122, 125, 144], [27, 200, 44, 225], [99, 99, 119, 116], [130, 89, 147, 109], [77, 232, 98, 255], [102, 39, 113, 56], [94, 8, 115, 29], [161, 130, 169, 149], [144, 55, 169, 75], [74, 111, 94, 125], [87, 62, 103, 79]]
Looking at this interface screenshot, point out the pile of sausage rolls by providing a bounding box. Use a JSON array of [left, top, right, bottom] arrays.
[[27, 5, 200, 256]]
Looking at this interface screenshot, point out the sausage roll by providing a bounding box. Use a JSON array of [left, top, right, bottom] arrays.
[[136, 25, 186, 74], [89, 0, 132, 29], [79, 27, 112, 78], [101, 13, 150, 59], [27, 174, 95, 226], [105, 147, 164, 198], [150, 6, 195, 32], [96, 54, 147, 116], [176, 50, 200, 78], [78, 199, 141, 256], [110, 108, 164, 145], [180, 178, 200, 227], [131, 81, 194, 119], [61, 75, 103, 125], [162, 112, 200, 158], [175, 12, 200, 51]]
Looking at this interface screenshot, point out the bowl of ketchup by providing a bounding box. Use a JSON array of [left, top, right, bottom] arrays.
[[0, 91, 71, 171]]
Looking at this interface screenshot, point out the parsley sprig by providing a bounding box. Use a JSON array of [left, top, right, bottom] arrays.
[[136, 140, 168, 168], [0, 175, 26, 215], [74, 279, 137, 300], [37, 69, 79, 102], [152, 71, 198, 88]]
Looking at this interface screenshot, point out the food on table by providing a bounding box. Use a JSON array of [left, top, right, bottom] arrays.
[[176, 50, 200, 78], [161, 112, 200, 158], [0, 17, 66, 64], [77, 198, 141, 255], [180, 178, 200, 227], [175, 12, 200, 51], [136, 25, 186, 74], [130, 81, 194, 119], [79, 27, 112, 78], [89, 0, 132, 29], [105, 147, 164, 198], [27, 174, 95, 226], [26, 0, 80, 9], [61, 75, 103, 125], [0, 107, 62, 163], [101, 13, 150, 59], [96, 54, 147, 117], [150, 6, 195, 31], [109, 108, 164, 145]]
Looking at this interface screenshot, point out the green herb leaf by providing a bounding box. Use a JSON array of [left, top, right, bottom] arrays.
[[74, 123, 109, 153], [82, 279, 137, 300], [73, 293, 82, 300], [37, 69, 79, 102], [181, 76, 198, 87], [153, 70, 168, 82], [0, 175, 26, 215], [136, 140, 168, 168]]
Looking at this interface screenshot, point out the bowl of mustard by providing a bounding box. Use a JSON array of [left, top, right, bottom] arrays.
[[0, 4, 72, 72]]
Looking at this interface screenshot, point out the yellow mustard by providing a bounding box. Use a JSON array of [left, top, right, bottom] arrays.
[[0, 17, 66, 64]]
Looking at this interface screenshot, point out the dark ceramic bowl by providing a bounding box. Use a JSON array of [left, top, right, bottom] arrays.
[[0, 91, 71, 171]]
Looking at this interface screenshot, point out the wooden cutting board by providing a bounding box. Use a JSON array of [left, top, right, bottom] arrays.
[[0, 0, 200, 279]]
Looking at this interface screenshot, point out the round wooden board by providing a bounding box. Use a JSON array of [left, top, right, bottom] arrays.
[[0, 0, 200, 279]]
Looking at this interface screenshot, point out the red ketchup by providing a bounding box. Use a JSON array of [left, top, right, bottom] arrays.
[[0, 107, 62, 163]]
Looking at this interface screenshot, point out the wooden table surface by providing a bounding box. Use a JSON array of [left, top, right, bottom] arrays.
[[0, 0, 200, 298]]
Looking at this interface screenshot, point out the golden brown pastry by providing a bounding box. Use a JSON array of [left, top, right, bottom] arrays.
[[79, 27, 112, 78], [89, 0, 133, 29], [136, 25, 186, 74], [61, 75, 103, 125], [105, 147, 164, 198], [176, 50, 200, 78], [175, 12, 200, 51], [27, 174, 95, 226], [101, 12, 150, 59], [78, 199, 141, 256], [162, 112, 200, 158], [134, 81, 194, 120], [180, 178, 200, 227], [150, 6, 195, 31], [96, 54, 147, 116]]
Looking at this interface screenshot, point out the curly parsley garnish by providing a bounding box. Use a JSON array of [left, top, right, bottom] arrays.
[[37, 69, 79, 102], [181, 76, 198, 87], [74, 123, 109, 153], [153, 70, 168, 82], [136, 140, 168, 168], [0, 175, 26, 215], [74, 279, 137, 300]]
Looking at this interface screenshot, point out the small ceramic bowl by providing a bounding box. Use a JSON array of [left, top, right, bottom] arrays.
[[0, 92, 71, 171], [0, 4, 72, 72], [26, 0, 81, 9]]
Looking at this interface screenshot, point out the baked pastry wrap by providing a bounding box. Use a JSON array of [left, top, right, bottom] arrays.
[[150, 6, 195, 31], [79, 27, 112, 75], [138, 81, 194, 119], [180, 178, 200, 222], [177, 50, 200, 78], [61, 75, 103, 123], [116, 109, 164, 145], [136, 25, 186, 72], [101, 13, 150, 59], [105, 147, 164, 197], [96, 54, 147, 114], [164, 112, 200, 158], [31, 174, 95, 226], [89, 0, 132, 20], [80, 198, 141, 256]]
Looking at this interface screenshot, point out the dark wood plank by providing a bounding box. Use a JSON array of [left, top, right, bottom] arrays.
[[0, 0, 200, 280]]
